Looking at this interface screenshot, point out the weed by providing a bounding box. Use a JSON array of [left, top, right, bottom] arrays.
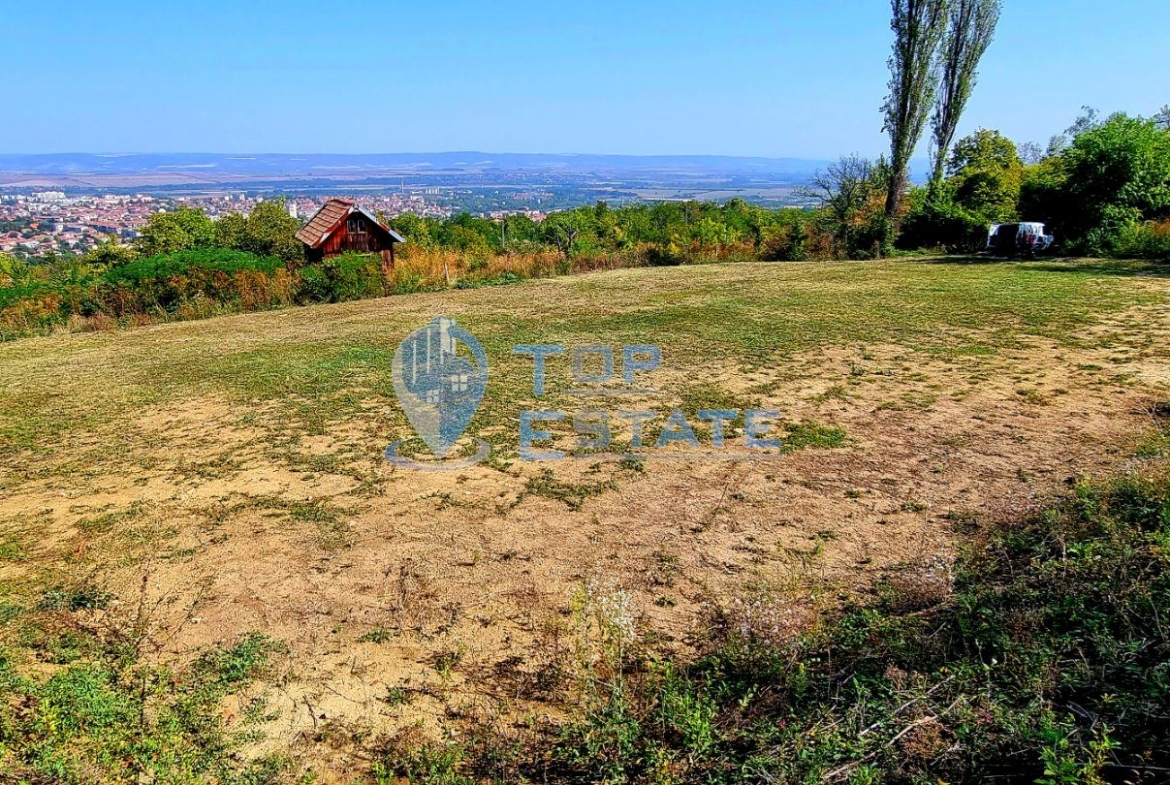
[[783, 420, 848, 450], [0, 533, 25, 562], [1017, 387, 1050, 405], [812, 383, 851, 403], [359, 628, 395, 644], [618, 456, 645, 474], [432, 647, 465, 678], [0, 625, 280, 783], [521, 468, 616, 511], [37, 583, 112, 612], [373, 730, 474, 785], [382, 686, 414, 707], [651, 548, 679, 587]]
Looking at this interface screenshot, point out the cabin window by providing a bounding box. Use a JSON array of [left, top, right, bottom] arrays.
[[348, 218, 366, 236]]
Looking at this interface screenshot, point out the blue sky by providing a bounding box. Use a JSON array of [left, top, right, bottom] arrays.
[[2, 0, 1166, 157]]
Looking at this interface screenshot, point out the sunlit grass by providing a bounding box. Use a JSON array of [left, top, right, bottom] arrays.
[[0, 257, 1163, 464]]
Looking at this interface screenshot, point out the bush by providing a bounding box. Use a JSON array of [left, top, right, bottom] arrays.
[[1023, 114, 1170, 254], [644, 243, 685, 267], [295, 253, 386, 303], [102, 248, 283, 284], [760, 221, 810, 261], [96, 249, 288, 316], [1112, 220, 1170, 260], [0, 285, 65, 338], [899, 196, 989, 253]]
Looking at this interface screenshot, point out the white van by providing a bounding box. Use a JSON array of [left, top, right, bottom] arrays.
[[987, 222, 1055, 256]]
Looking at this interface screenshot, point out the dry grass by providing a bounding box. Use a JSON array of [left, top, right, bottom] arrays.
[[1, 257, 1169, 779]]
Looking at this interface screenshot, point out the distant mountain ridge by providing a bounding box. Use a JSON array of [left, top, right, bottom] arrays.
[[0, 152, 832, 177]]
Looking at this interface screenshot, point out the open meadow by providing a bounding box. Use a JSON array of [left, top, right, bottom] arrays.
[[2, 257, 1169, 781]]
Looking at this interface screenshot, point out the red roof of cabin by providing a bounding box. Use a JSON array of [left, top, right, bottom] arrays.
[[295, 198, 404, 248]]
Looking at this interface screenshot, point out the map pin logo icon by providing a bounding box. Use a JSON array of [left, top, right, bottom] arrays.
[[392, 317, 488, 459]]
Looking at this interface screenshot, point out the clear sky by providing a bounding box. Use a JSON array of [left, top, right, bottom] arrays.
[[2, 0, 1166, 158]]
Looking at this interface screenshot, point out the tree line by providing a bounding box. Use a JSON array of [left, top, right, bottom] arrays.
[[874, 0, 1169, 258], [2, 102, 1168, 339], [2, 0, 1169, 338]]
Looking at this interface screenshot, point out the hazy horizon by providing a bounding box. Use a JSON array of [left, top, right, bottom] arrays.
[[0, 151, 833, 160]]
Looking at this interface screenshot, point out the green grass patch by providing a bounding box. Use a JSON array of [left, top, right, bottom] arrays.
[[784, 420, 848, 450], [0, 629, 284, 783]]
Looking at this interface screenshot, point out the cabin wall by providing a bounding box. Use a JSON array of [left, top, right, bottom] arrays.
[[318, 215, 390, 256], [299, 207, 399, 262]]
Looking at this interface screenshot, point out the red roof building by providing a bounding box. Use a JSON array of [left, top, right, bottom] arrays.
[[295, 198, 405, 264]]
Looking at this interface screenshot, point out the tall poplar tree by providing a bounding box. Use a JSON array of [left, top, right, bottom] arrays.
[[929, 0, 1002, 191], [882, 0, 950, 248]]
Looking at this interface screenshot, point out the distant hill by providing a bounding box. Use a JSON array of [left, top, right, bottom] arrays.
[[0, 152, 831, 178]]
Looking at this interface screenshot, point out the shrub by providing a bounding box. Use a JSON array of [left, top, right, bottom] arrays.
[[295, 253, 385, 303], [1113, 220, 1170, 260], [899, 195, 989, 253], [103, 248, 283, 284], [1023, 114, 1170, 254], [0, 287, 65, 337], [97, 249, 287, 316], [644, 243, 685, 267]]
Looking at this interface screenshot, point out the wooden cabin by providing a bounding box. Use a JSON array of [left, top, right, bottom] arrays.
[[295, 198, 405, 265]]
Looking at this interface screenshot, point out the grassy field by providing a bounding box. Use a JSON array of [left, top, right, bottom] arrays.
[[1, 257, 1169, 782]]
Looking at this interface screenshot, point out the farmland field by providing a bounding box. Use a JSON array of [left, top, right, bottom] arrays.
[[2, 257, 1169, 780]]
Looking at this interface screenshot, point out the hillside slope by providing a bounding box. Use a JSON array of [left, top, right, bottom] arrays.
[[1, 258, 1168, 780]]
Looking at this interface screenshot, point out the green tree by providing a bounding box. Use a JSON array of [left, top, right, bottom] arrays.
[[387, 213, 440, 248], [592, 201, 624, 248], [693, 217, 738, 258], [135, 207, 215, 256], [722, 198, 770, 252], [1025, 113, 1170, 252], [1068, 114, 1170, 250], [542, 210, 595, 258], [500, 214, 542, 248], [900, 130, 1019, 251], [616, 205, 655, 247], [947, 128, 1022, 222], [0, 253, 28, 288], [214, 212, 248, 250], [437, 213, 499, 253], [244, 199, 301, 263], [883, 0, 950, 250], [82, 236, 138, 270], [1018, 154, 1069, 233], [930, 0, 1001, 191]]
